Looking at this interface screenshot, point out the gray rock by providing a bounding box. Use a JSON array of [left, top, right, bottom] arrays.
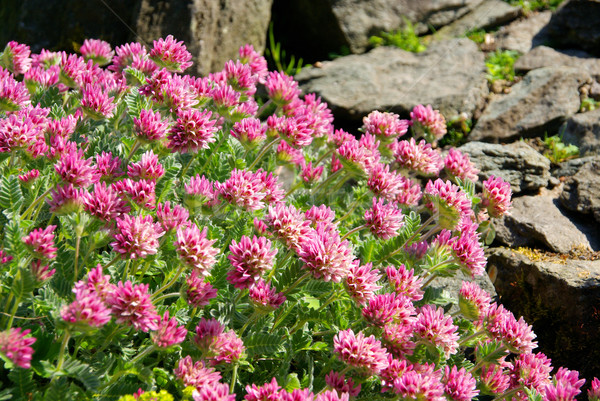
[[494, 11, 552, 54], [559, 159, 600, 223], [488, 247, 600, 382], [296, 39, 488, 124], [514, 46, 600, 80], [135, 0, 273, 76], [271, 0, 484, 60], [0, 0, 136, 53], [436, 0, 521, 39], [494, 190, 599, 253], [552, 155, 600, 178], [561, 108, 600, 156], [470, 67, 590, 142], [545, 0, 600, 57], [460, 141, 551, 194]]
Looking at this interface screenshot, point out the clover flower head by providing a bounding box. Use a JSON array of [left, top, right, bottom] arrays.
[[133, 109, 170, 142], [367, 163, 406, 201], [380, 356, 411, 392], [85, 181, 130, 221], [0, 328, 36, 368], [128, 150, 165, 181], [1, 41, 32, 75], [79, 39, 114, 66], [223, 59, 257, 96], [444, 148, 479, 182], [325, 371, 361, 397], [0, 68, 30, 111], [106, 281, 160, 332], [264, 203, 313, 252], [156, 201, 190, 232], [392, 364, 445, 401], [192, 381, 235, 401], [333, 329, 389, 375], [364, 197, 404, 240], [479, 365, 510, 395], [510, 352, 553, 394], [300, 161, 324, 185], [227, 235, 278, 289], [149, 35, 193, 72], [185, 271, 218, 307], [386, 264, 424, 301], [231, 117, 266, 148], [458, 281, 492, 321], [414, 305, 460, 358], [283, 93, 334, 139], [362, 293, 416, 328], [30, 260, 55, 283], [151, 311, 188, 348], [54, 148, 100, 187], [424, 178, 473, 230], [276, 140, 304, 165], [345, 261, 382, 306], [265, 71, 300, 106], [442, 365, 479, 401], [245, 377, 281, 401], [410, 104, 447, 141], [484, 303, 537, 354], [589, 377, 600, 401], [482, 175, 512, 218], [543, 367, 585, 401], [109, 42, 148, 73], [210, 329, 245, 365], [391, 138, 443, 176], [248, 279, 286, 311], [111, 214, 165, 259], [23, 225, 57, 259], [95, 151, 124, 181], [61, 287, 111, 329], [217, 168, 268, 211], [299, 224, 354, 283], [238, 44, 268, 84], [362, 110, 409, 139], [174, 355, 222, 389], [451, 221, 486, 277], [47, 183, 86, 214], [211, 83, 241, 109], [382, 323, 416, 358], [175, 224, 219, 276], [112, 178, 157, 209], [168, 108, 219, 153]]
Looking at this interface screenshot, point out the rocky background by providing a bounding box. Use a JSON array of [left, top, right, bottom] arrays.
[[3, 0, 600, 388]]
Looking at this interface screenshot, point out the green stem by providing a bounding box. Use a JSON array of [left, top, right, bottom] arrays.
[[22, 187, 53, 220], [7, 150, 16, 169], [153, 292, 181, 304], [333, 196, 366, 225], [491, 386, 524, 401], [282, 272, 311, 296], [5, 294, 21, 330], [103, 254, 121, 271], [256, 99, 273, 117], [421, 273, 439, 289], [121, 259, 132, 281], [196, 132, 230, 176], [248, 137, 280, 170], [73, 223, 83, 282], [230, 363, 239, 394], [314, 149, 333, 166], [95, 326, 127, 354], [180, 155, 196, 178], [239, 311, 262, 336], [459, 329, 487, 346], [376, 214, 436, 265], [152, 264, 187, 299], [267, 250, 293, 283], [285, 181, 303, 198], [311, 168, 344, 197], [125, 139, 141, 163], [55, 331, 71, 375], [340, 225, 365, 242], [130, 344, 156, 365]]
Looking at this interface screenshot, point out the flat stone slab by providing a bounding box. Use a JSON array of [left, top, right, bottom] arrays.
[[470, 66, 590, 142], [488, 246, 600, 381], [459, 141, 550, 194], [561, 108, 600, 156], [296, 38, 487, 123], [560, 158, 600, 224], [436, 0, 521, 38], [494, 191, 599, 253], [494, 11, 552, 54], [544, 0, 600, 57], [515, 46, 600, 80]]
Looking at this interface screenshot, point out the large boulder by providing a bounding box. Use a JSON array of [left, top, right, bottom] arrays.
[[135, 0, 273, 76], [494, 11, 552, 54], [494, 190, 599, 253], [544, 0, 600, 57], [488, 247, 600, 383], [271, 0, 484, 62], [561, 108, 600, 156], [295, 38, 487, 126], [470, 67, 590, 142], [559, 159, 600, 224], [435, 0, 521, 39], [514, 46, 600, 80], [0, 0, 136, 53], [459, 141, 551, 195]]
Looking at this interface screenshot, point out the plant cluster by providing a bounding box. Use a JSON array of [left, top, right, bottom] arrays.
[[0, 36, 598, 401], [503, 0, 565, 13], [542, 134, 579, 164], [485, 50, 520, 84], [368, 20, 427, 53]]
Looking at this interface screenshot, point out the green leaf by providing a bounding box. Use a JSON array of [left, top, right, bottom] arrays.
[[123, 87, 150, 120], [43, 377, 71, 401], [283, 373, 301, 391], [8, 368, 35, 401], [0, 175, 23, 212], [11, 268, 36, 299], [62, 357, 101, 391], [245, 333, 285, 357]]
